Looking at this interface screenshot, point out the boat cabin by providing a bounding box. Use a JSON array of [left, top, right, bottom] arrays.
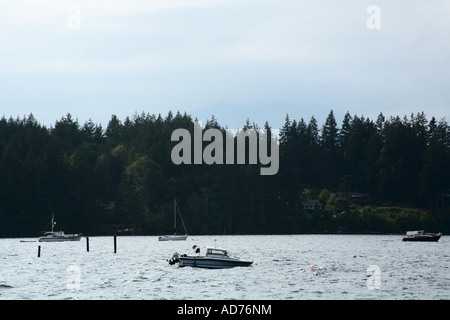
[[406, 230, 424, 236], [206, 248, 229, 257]]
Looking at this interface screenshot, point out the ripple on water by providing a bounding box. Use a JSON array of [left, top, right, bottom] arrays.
[[0, 235, 449, 299]]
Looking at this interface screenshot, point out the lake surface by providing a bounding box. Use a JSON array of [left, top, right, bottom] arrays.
[[0, 235, 448, 300]]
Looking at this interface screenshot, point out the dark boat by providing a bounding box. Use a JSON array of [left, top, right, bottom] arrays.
[[402, 230, 442, 242]]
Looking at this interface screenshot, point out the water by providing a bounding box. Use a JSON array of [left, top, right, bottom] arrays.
[[0, 235, 448, 300]]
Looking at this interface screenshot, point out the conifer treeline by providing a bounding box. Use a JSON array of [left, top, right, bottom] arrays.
[[0, 110, 449, 237]]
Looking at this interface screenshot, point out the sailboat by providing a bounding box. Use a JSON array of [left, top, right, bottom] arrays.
[[158, 200, 188, 241], [39, 214, 82, 242]]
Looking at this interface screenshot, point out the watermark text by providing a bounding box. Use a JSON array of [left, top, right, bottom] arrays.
[[171, 121, 279, 175]]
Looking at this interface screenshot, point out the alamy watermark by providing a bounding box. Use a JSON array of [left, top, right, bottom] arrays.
[[67, 5, 81, 30], [366, 5, 381, 30], [66, 265, 81, 290], [366, 265, 381, 290], [170, 121, 279, 175]]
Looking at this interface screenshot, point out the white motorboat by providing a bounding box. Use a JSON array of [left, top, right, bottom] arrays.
[[39, 231, 82, 242], [169, 246, 253, 269], [39, 215, 82, 242], [158, 200, 188, 241]]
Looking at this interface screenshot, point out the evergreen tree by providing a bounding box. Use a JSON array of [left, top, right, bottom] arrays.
[[320, 110, 340, 188]]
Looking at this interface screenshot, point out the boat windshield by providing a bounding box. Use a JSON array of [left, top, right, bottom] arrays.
[[406, 230, 424, 236], [207, 248, 228, 256]]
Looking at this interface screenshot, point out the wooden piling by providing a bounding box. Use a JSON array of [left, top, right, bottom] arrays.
[[86, 237, 89, 252], [38, 245, 41, 257], [114, 235, 117, 253]]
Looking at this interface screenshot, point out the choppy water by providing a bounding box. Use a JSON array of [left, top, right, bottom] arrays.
[[0, 235, 448, 300]]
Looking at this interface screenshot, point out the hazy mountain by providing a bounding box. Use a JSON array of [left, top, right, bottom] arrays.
[[190, 100, 346, 130]]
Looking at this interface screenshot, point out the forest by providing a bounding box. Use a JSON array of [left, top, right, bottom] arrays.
[[0, 110, 449, 237]]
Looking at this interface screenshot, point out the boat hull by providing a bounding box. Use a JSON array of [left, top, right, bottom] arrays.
[[159, 235, 188, 241], [39, 235, 82, 242], [179, 256, 253, 269], [402, 235, 441, 242]]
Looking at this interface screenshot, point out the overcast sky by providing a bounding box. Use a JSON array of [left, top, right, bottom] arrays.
[[1, 0, 449, 130]]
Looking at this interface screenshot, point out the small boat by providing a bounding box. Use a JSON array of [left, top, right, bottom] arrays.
[[158, 200, 188, 241], [39, 215, 82, 242], [159, 234, 188, 241], [169, 246, 253, 269], [402, 230, 442, 242]]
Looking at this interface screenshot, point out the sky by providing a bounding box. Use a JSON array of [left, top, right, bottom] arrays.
[[1, 0, 449, 130]]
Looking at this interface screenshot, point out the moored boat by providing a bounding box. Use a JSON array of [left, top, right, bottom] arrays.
[[402, 230, 442, 242], [39, 231, 82, 242], [158, 200, 188, 241], [39, 215, 82, 242], [159, 234, 188, 241]]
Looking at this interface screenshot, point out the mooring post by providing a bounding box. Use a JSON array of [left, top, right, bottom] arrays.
[[114, 235, 117, 253], [38, 245, 41, 258], [86, 236, 89, 252]]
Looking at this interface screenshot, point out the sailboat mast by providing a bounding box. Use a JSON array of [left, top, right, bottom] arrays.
[[174, 199, 177, 234], [175, 200, 188, 235]]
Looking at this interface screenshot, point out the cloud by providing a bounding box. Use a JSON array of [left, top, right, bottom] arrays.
[[0, 0, 449, 128]]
